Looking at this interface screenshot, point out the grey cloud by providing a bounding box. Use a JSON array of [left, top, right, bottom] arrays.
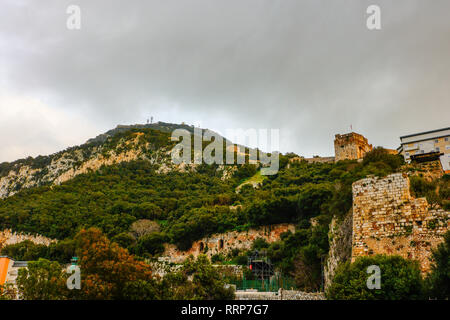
[[1, 0, 449, 162]]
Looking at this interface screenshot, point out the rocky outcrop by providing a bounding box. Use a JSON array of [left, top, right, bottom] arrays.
[[324, 210, 353, 290], [162, 224, 295, 263], [0, 229, 56, 250], [0, 127, 241, 198], [0, 133, 152, 198]]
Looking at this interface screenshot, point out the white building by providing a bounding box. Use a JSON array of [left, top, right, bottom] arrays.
[[398, 127, 450, 173]]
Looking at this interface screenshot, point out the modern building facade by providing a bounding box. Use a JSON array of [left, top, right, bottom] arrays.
[[398, 127, 450, 173], [0, 256, 27, 289]]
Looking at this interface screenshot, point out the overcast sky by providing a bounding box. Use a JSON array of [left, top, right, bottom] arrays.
[[1, 0, 449, 162]]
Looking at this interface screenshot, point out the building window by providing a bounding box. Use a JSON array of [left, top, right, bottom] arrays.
[[405, 152, 409, 156], [445, 137, 448, 141], [436, 147, 440, 152], [435, 139, 439, 143]]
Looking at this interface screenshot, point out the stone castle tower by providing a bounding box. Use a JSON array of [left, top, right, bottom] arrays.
[[334, 132, 373, 161]]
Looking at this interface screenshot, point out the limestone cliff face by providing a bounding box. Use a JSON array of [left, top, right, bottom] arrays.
[[162, 223, 295, 263], [324, 211, 353, 290], [0, 126, 242, 199], [0, 133, 155, 198], [0, 229, 56, 250]]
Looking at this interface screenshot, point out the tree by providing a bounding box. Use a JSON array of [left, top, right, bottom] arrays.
[[291, 246, 323, 292], [426, 231, 450, 299], [363, 147, 404, 171], [326, 255, 425, 300], [135, 232, 166, 256], [0, 283, 17, 300], [16, 258, 68, 300], [0, 240, 48, 261], [122, 280, 161, 300], [73, 228, 154, 299], [112, 232, 136, 249], [129, 219, 161, 239], [163, 255, 235, 300]]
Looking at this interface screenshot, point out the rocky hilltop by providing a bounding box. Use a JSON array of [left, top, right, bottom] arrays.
[[0, 122, 242, 199]]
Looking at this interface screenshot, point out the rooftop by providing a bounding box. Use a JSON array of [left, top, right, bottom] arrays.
[[400, 127, 450, 139]]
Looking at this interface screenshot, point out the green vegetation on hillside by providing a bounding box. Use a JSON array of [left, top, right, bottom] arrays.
[[326, 255, 425, 300], [1, 129, 410, 295], [7, 228, 233, 300]]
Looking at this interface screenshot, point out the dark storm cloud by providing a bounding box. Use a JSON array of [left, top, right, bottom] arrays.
[[1, 0, 449, 162]]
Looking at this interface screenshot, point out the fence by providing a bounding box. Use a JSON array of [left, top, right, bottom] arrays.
[[230, 275, 297, 292]]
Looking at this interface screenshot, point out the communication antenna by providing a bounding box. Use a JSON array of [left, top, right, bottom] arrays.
[[151, 116, 153, 124]]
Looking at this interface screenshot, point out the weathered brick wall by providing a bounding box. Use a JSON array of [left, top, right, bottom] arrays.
[[163, 224, 295, 263], [352, 173, 449, 273]]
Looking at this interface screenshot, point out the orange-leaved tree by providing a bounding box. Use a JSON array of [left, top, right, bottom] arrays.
[[73, 228, 154, 299]]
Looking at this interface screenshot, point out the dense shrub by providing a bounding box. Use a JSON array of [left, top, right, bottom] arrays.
[[425, 231, 450, 299], [327, 255, 425, 300], [135, 232, 166, 256]]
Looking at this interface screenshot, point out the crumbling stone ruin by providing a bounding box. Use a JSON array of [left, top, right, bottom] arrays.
[[351, 173, 449, 273], [334, 132, 373, 161]]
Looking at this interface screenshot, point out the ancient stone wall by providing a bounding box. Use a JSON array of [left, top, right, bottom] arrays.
[[334, 132, 373, 161], [324, 210, 353, 289], [235, 289, 325, 300], [289, 156, 335, 164], [163, 224, 295, 263], [352, 173, 449, 273]]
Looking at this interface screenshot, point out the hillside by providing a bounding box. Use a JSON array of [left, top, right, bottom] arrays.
[[0, 127, 415, 291], [3, 124, 448, 296]]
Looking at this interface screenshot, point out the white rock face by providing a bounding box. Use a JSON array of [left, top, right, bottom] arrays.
[[0, 133, 151, 198], [0, 229, 56, 248], [0, 131, 236, 199]]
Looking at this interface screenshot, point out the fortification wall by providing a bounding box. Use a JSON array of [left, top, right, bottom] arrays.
[[235, 289, 325, 300], [352, 173, 449, 273], [163, 223, 295, 263]]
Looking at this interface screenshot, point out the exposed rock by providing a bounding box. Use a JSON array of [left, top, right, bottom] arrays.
[[324, 210, 353, 290], [0, 229, 56, 250], [162, 223, 295, 263]]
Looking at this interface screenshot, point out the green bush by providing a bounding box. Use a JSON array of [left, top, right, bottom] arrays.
[[135, 232, 166, 256], [327, 255, 425, 300], [363, 147, 404, 171], [425, 231, 450, 299], [112, 232, 136, 249]]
